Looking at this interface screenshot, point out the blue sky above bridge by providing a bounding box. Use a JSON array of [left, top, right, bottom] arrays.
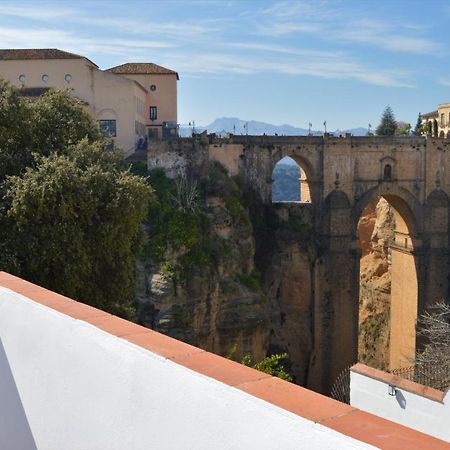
[[0, 0, 449, 130]]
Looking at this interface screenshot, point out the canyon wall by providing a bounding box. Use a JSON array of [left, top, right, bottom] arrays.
[[136, 160, 316, 383], [358, 198, 394, 370]]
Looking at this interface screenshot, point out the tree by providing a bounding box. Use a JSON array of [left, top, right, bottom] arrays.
[[414, 113, 423, 136], [395, 121, 411, 136], [242, 353, 293, 382], [376, 106, 397, 136], [433, 119, 439, 137], [5, 140, 150, 318], [0, 79, 32, 182], [30, 89, 103, 156], [0, 81, 151, 318], [0, 81, 104, 182], [228, 344, 293, 382], [415, 301, 450, 390]]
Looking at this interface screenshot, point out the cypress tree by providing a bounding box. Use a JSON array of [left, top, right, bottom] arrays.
[[414, 113, 422, 135]]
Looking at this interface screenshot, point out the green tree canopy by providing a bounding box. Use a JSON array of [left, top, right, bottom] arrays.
[[376, 105, 397, 136], [0, 80, 151, 318], [0, 80, 32, 181], [395, 121, 411, 136], [30, 89, 103, 156], [0, 82, 104, 183], [5, 140, 150, 317]]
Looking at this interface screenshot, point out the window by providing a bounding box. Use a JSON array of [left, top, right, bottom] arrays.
[[99, 120, 117, 137], [383, 164, 392, 181], [42, 74, 49, 83], [150, 84, 156, 91], [441, 113, 445, 127], [149, 106, 157, 121], [64, 74, 72, 83], [18, 74, 26, 83]]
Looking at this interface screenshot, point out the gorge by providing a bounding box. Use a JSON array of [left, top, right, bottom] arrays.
[[137, 134, 450, 393]]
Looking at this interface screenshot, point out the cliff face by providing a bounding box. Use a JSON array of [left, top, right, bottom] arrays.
[[136, 165, 315, 382], [358, 198, 394, 370], [136, 160, 394, 384], [136, 165, 271, 363], [262, 205, 315, 385]]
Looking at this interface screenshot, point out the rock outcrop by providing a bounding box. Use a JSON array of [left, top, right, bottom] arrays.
[[136, 166, 315, 383], [358, 197, 394, 370], [136, 161, 395, 385]]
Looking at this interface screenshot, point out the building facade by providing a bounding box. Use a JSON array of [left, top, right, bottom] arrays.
[[107, 63, 178, 141], [421, 102, 450, 138], [0, 49, 178, 157]]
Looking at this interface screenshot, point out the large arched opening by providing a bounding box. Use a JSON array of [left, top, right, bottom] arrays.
[[356, 190, 419, 371], [271, 156, 313, 203]]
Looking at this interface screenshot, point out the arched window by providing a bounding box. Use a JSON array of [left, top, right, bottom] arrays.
[[383, 164, 392, 181]]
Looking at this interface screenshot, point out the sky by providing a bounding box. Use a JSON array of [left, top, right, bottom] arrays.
[[0, 0, 449, 130]]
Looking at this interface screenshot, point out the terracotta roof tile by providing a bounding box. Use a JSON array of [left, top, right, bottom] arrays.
[[236, 376, 356, 423], [173, 350, 272, 386], [325, 409, 450, 450], [107, 63, 179, 79], [351, 363, 445, 403], [0, 48, 98, 67]]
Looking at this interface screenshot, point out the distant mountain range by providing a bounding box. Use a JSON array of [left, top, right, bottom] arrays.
[[179, 117, 368, 137]]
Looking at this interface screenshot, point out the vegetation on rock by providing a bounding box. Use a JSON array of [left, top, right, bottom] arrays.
[[228, 343, 292, 381]]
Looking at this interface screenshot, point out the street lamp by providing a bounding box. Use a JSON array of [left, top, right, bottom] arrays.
[[189, 120, 195, 136]]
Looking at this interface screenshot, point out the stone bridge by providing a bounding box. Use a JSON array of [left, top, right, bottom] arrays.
[[148, 134, 450, 393]]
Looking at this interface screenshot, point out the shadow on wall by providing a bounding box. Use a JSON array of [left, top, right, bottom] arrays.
[[395, 389, 407, 409], [0, 338, 38, 450]]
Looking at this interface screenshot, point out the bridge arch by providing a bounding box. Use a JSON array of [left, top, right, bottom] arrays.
[[354, 185, 421, 370], [271, 153, 316, 204], [353, 184, 422, 239]]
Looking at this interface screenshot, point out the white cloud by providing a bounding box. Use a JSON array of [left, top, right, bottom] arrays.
[[439, 79, 450, 87], [161, 50, 414, 88], [260, 1, 335, 20], [255, 4, 441, 55], [0, 4, 75, 20], [334, 19, 440, 54], [257, 22, 322, 36], [0, 26, 173, 59]]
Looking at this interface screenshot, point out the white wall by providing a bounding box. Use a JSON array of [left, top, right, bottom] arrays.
[[0, 287, 377, 450], [350, 370, 449, 442]]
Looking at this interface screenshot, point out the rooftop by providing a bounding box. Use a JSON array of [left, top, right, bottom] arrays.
[[107, 62, 179, 79], [0, 48, 98, 67], [0, 271, 448, 449]]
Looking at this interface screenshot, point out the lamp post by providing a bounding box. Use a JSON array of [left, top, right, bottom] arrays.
[[189, 120, 195, 136]]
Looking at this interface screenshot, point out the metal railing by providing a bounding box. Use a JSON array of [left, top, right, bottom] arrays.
[[330, 362, 450, 405], [390, 364, 450, 392]]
